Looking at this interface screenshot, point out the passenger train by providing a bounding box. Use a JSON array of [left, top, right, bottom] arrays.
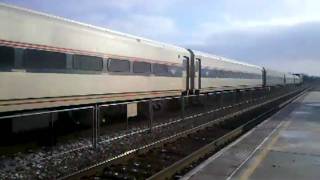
[[0, 3, 303, 113]]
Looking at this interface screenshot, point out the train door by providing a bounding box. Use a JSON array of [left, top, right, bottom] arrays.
[[182, 56, 190, 95], [262, 68, 266, 87], [186, 49, 195, 94], [194, 58, 201, 93]]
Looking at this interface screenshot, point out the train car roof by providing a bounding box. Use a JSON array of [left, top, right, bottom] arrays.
[[265, 68, 285, 77], [193, 50, 263, 70], [0, 3, 187, 53]]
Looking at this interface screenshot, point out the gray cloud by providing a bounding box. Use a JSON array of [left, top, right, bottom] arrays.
[[188, 22, 320, 75], [0, 0, 182, 42]]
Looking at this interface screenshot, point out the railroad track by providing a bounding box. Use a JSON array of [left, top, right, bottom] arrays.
[[65, 87, 308, 180]]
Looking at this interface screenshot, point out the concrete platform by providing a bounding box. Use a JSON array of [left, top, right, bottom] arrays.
[[182, 90, 320, 180]]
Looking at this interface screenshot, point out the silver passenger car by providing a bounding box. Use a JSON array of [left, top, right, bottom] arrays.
[[0, 3, 190, 112]]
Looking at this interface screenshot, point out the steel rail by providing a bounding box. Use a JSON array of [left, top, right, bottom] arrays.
[[148, 88, 309, 180], [62, 87, 307, 179]]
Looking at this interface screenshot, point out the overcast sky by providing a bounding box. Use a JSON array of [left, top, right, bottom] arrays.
[[1, 0, 319, 75]]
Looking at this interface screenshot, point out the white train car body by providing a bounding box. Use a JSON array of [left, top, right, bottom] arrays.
[[294, 74, 303, 84], [0, 4, 190, 112], [194, 51, 263, 92], [0, 3, 302, 113], [285, 73, 295, 85], [265, 69, 285, 86]]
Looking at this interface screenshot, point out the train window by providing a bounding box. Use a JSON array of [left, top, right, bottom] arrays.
[[201, 69, 208, 77], [231, 71, 237, 78], [247, 73, 252, 79], [245, 73, 250, 79], [206, 69, 212, 77], [239, 72, 246, 79], [216, 70, 223, 78], [23, 49, 67, 69], [221, 70, 227, 78], [214, 70, 219, 77], [257, 74, 262, 79], [212, 70, 217, 78], [237, 72, 242, 78], [73, 55, 103, 71], [209, 69, 215, 77], [169, 66, 183, 77], [225, 71, 231, 78], [241, 72, 246, 79], [133, 61, 151, 73], [153, 64, 169, 75], [238, 72, 243, 79], [249, 73, 254, 79], [224, 71, 230, 78], [245, 73, 252, 79], [229, 71, 234, 78], [0, 46, 15, 69], [257, 74, 261, 79], [108, 59, 130, 72]]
